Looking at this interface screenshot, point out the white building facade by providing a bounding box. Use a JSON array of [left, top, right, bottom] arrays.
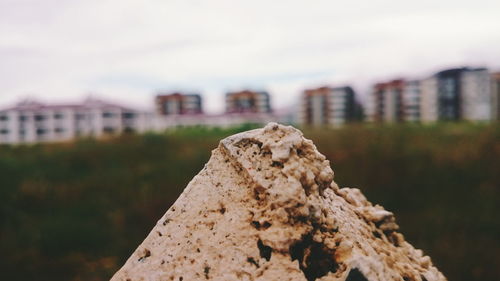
[[420, 77, 439, 122], [492, 73, 500, 121], [461, 68, 492, 121], [402, 80, 421, 122], [153, 112, 280, 129], [0, 99, 153, 144]]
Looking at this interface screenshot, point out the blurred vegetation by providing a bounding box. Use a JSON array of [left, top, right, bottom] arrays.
[[0, 123, 498, 281]]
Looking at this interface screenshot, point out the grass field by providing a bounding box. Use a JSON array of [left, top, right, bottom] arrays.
[[0, 123, 499, 281]]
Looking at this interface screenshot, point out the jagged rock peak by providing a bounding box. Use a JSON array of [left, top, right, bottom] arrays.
[[111, 123, 446, 281]]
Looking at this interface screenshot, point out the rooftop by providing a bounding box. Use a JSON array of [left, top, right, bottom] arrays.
[[0, 98, 136, 113]]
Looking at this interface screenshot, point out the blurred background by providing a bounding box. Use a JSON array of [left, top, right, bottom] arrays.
[[1, 0, 499, 281]]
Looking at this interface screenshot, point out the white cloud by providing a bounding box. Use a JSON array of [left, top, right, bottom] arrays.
[[1, 0, 500, 112]]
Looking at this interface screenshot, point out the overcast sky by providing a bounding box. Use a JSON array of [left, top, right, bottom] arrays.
[[1, 0, 500, 112]]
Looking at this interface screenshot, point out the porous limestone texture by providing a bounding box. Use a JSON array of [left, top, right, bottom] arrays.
[[111, 123, 447, 281]]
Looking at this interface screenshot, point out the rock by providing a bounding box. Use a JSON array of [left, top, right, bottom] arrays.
[[111, 123, 447, 281]]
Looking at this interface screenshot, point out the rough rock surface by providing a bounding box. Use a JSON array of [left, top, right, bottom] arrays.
[[111, 123, 447, 281]]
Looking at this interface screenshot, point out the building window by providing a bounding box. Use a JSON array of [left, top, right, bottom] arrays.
[[35, 115, 46, 121], [122, 112, 135, 119], [0, 129, 9, 134], [55, 128, 65, 133], [0, 115, 8, 121], [36, 128, 47, 135], [19, 115, 29, 121], [102, 112, 115, 118], [54, 113, 64, 119]]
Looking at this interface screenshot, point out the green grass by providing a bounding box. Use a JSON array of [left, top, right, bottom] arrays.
[[0, 123, 498, 281]]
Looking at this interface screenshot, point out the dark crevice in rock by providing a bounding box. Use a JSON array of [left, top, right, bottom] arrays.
[[251, 221, 272, 230], [247, 257, 260, 268], [289, 233, 339, 281], [271, 161, 284, 168], [203, 265, 210, 279], [257, 239, 272, 261], [233, 138, 263, 149], [251, 221, 260, 229], [162, 218, 171, 226], [345, 268, 369, 281]]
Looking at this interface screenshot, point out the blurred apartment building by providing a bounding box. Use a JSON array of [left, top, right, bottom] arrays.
[[492, 72, 500, 120], [370, 80, 404, 122], [299, 86, 358, 126], [225, 90, 271, 113], [369, 67, 497, 123], [155, 93, 203, 115], [152, 91, 279, 129], [0, 99, 152, 144], [421, 67, 492, 122], [368, 80, 421, 123]]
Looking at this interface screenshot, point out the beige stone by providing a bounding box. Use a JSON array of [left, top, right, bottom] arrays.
[[111, 123, 446, 281]]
